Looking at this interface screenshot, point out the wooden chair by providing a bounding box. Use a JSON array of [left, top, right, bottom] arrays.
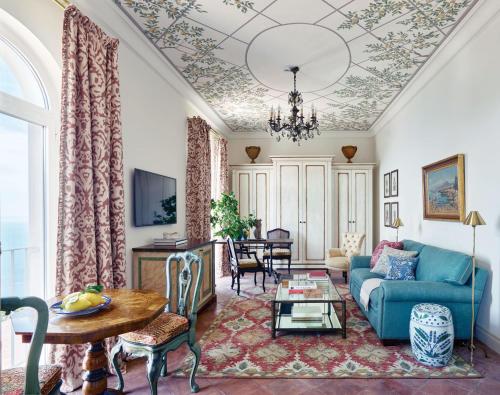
[[1, 297, 62, 395], [263, 228, 292, 274], [227, 237, 266, 295], [110, 252, 203, 394]]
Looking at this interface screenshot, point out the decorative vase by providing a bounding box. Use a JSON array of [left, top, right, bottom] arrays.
[[245, 146, 261, 163], [341, 145, 357, 163], [253, 219, 262, 239], [410, 303, 454, 367]]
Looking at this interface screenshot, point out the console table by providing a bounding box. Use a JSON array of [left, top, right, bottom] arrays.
[[132, 239, 216, 312]]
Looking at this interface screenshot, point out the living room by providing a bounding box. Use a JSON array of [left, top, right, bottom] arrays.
[[1, 0, 499, 394]]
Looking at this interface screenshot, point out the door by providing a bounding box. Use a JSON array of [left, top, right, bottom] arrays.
[[351, 170, 368, 254], [233, 170, 251, 218], [304, 164, 327, 261], [276, 163, 301, 261], [253, 170, 270, 235], [334, 169, 351, 248]]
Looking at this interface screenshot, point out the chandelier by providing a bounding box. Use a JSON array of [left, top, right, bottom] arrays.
[[267, 66, 320, 144]]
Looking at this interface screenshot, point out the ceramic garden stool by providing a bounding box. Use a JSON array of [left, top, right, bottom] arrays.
[[410, 303, 454, 367]]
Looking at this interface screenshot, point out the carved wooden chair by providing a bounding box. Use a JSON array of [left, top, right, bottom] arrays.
[[326, 232, 366, 283], [1, 297, 62, 395], [227, 237, 266, 295], [263, 228, 292, 274], [110, 252, 203, 394]]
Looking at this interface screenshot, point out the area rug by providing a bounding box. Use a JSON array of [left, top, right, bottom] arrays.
[[174, 284, 480, 379]]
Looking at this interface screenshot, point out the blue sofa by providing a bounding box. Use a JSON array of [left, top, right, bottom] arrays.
[[349, 240, 488, 340]]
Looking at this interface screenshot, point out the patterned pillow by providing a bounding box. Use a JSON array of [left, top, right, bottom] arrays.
[[385, 255, 419, 280], [371, 246, 418, 276], [370, 240, 403, 268]]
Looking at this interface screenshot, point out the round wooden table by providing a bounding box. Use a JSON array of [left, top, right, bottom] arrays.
[[11, 288, 168, 395]]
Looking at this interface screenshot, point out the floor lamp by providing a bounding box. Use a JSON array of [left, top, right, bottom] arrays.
[[392, 217, 403, 242], [464, 210, 486, 366]]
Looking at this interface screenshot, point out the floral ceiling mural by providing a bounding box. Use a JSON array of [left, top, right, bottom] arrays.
[[115, 0, 478, 133]]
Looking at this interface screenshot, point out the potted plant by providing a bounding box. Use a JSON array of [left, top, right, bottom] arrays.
[[211, 192, 256, 240]]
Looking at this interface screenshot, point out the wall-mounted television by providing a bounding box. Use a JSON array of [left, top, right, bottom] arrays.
[[134, 169, 176, 227]]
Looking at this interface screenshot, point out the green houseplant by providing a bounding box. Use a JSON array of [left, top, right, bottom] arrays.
[[211, 192, 256, 240]]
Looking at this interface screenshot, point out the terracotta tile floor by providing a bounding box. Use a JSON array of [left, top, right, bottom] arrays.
[[71, 273, 500, 394]]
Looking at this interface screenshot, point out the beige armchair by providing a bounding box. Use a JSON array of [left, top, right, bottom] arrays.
[[326, 233, 366, 283]]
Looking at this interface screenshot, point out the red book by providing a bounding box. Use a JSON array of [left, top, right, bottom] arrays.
[[309, 271, 327, 278], [288, 289, 304, 294]]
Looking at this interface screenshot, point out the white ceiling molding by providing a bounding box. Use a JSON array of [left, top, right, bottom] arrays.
[[370, 0, 498, 135], [72, 0, 233, 137], [114, 0, 481, 135]]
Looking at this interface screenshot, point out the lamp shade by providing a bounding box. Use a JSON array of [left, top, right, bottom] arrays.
[[392, 217, 404, 228], [464, 211, 486, 226]]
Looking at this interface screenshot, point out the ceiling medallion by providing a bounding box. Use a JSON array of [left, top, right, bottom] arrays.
[[267, 66, 319, 144]]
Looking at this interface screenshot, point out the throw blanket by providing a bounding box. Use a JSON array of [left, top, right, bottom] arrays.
[[360, 278, 384, 311]]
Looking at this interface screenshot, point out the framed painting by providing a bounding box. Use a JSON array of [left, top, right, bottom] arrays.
[[384, 173, 390, 198], [422, 154, 465, 221], [390, 170, 399, 197], [384, 203, 391, 227], [390, 202, 399, 227]]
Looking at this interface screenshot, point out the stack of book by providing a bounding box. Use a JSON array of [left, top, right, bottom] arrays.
[[307, 271, 329, 281], [153, 237, 187, 246], [291, 305, 323, 322], [288, 280, 317, 294]]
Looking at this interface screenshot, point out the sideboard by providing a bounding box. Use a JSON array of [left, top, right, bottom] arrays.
[[132, 240, 216, 312]]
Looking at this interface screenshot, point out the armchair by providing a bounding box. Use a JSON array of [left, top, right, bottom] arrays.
[[326, 232, 366, 283]]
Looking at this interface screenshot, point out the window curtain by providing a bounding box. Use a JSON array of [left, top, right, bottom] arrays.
[[186, 116, 211, 240], [50, 5, 126, 391]]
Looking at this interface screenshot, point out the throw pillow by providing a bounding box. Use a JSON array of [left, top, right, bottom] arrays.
[[371, 246, 418, 276], [370, 240, 403, 268], [385, 255, 419, 280]]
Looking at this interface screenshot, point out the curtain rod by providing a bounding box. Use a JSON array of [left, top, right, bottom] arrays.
[[53, 0, 70, 10]]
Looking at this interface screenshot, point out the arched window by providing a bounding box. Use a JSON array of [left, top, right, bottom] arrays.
[[0, 8, 60, 369]]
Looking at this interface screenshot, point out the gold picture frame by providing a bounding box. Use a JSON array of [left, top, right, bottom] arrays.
[[422, 154, 465, 222]]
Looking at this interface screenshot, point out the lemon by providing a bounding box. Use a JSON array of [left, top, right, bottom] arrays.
[[64, 296, 92, 312], [81, 292, 105, 307]]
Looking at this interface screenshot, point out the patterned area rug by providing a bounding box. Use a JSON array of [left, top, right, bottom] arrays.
[[174, 284, 480, 379]]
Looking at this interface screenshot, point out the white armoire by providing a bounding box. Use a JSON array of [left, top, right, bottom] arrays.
[[230, 157, 374, 266], [332, 163, 375, 255]]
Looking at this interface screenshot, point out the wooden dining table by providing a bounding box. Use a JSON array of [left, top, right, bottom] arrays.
[[10, 288, 168, 395]]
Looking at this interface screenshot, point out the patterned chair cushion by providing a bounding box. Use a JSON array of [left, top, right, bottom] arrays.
[[238, 259, 259, 268], [120, 312, 189, 346], [262, 248, 291, 256], [341, 233, 365, 259], [1, 365, 62, 395], [325, 256, 349, 270]]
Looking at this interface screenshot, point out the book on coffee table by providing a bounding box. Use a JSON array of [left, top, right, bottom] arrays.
[[291, 305, 323, 322]]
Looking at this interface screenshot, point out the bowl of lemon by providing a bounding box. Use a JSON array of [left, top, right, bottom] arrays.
[[50, 284, 111, 317]]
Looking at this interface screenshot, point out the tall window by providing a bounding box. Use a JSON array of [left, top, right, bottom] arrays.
[[0, 34, 51, 368]]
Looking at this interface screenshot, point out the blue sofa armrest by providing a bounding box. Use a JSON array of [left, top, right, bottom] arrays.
[[350, 256, 371, 272], [381, 281, 482, 303]]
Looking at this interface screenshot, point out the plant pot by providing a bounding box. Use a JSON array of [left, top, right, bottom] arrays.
[[245, 146, 261, 163], [341, 145, 357, 163]]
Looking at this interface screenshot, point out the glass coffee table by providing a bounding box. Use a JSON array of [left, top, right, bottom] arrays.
[[271, 274, 346, 339]]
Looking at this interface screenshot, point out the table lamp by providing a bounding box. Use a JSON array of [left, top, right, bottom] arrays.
[[392, 217, 403, 242], [464, 210, 486, 366]]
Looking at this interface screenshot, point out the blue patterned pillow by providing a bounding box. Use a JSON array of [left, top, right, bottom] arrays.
[[385, 255, 419, 280]]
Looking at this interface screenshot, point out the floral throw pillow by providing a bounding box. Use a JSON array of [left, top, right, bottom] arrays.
[[385, 255, 419, 280], [371, 246, 418, 276], [370, 240, 403, 268]]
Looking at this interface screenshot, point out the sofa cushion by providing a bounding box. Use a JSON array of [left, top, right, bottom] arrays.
[[403, 240, 426, 254], [371, 246, 418, 276], [370, 240, 403, 268], [416, 245, 472, 285], [385, 256, 419, 280], [351, 268, 384, 292]]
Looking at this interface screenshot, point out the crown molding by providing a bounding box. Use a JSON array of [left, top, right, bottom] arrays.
[[72, 0, 233, 138], [370, 0, 499, 136]]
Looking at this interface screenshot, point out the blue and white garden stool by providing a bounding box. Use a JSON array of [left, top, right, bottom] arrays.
[[410, 303, 454, 367]]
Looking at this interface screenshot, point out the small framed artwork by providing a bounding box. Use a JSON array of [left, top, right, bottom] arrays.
[[422, 154, 465, 221], [384, 173, 390, 198], [390, 170, 399, 197], [384, 203, 391, 227], [390, 202, 399, 227]]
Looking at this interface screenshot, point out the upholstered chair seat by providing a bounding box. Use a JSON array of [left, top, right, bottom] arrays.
[[120, 312, 189, 346], [1, 366, 62, 395], [262, 248, 291, 257], [326, 233, 366, 283], [237, 258, 259, 268]]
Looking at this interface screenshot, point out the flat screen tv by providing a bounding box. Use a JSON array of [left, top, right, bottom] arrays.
[[134, 169, 176, 226]]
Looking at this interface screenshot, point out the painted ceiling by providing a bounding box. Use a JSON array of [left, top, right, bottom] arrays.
[[115, 0, 478, 133]]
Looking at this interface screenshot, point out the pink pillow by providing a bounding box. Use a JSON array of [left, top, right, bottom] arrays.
[[371, 240, 403, 268]]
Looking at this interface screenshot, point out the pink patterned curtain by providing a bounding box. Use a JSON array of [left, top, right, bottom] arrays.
[[186, 117, 212, 240], [50, 5, 126, 391], [218, 138, 231, 276]]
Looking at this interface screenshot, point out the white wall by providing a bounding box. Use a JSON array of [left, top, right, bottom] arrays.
[[1, 0, 221, 287], [228, 135, 375, 165], [374, 3, 500, 352]]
